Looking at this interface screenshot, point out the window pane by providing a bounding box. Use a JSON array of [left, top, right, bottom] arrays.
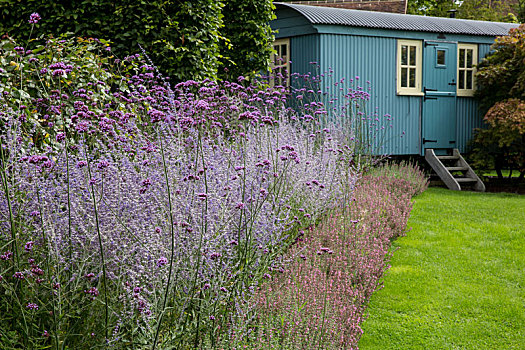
[[409, 46, 416, 66], [466, 49, 473, 68], [458, 70, 465, 89], [466, 70, 473, 89], [281, 44, 287, 62], [437, 49, 446, 65], [459, 49, 465, 68], [401, 45, 408, 65], [401, 67, 408, 87], [273, 45, 279, 65], [409, 68, 416, 88]]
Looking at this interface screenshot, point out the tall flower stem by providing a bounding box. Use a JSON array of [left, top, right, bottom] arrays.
[[176, 126, 208, 348], [58, 81, 74, 271], [35, 178, 60, 350], [152, 125, 177, 350], [84, 145, 109, 343], [0, 136, 19, 268]]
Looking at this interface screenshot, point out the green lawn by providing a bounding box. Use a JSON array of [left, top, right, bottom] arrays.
[[482, 170, 522, 178], [360, 187, 525, 350]]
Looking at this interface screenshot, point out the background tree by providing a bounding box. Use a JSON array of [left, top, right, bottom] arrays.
[[518, 0, 525, 22], [0, 0, 276, 81], [455, 0, 519, 22], [407, 0, 454, 17], [407, 0, 521, 22], [469, 24, 525, 180]]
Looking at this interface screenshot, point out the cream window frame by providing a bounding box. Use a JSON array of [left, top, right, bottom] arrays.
[[396, 40, 423, 96], [457, 43, 478, 97], [271, 38, 290, 87]]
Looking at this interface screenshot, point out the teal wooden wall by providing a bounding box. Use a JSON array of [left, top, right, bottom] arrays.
[[455, 43, 491, 153], [290, 35, 320, 80], [274, 15, 498, 155], [318, 34, 420, 155]]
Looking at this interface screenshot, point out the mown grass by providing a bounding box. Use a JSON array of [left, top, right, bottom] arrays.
[[360, 187, 525, 350], [482, 169, 522, 178]]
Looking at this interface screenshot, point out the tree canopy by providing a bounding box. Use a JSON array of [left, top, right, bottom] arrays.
[[408, 0, 524, 23], [469, 24, 525, 179]]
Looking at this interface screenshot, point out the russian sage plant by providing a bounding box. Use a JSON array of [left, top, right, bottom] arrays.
[[0, 25, 360, 348]]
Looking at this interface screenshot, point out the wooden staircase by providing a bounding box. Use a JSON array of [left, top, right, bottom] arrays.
[[425, 149, 485, 192]]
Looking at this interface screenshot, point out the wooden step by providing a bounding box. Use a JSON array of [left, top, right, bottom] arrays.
[[425, 149, 485, 192], [446, 166, 469, 171], [455, 178, 477, 183]]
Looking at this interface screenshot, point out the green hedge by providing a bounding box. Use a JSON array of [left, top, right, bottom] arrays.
[[0, 0, 275, 81]]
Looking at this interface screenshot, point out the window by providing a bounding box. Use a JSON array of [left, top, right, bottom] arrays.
[[397, 40, 423, 95], [436, 49, 446, 67], [271, 38, 290, 87], [457, 43, 478, 97]]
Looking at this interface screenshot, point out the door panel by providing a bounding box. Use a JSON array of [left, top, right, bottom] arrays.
[[422, 41, 457, 151]]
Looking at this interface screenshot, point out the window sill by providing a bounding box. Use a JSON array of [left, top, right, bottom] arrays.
[[457, 91, 476, 97], [396, 91, 425, 96]]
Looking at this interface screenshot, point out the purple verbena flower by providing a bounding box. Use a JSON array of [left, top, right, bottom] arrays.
[[97, 160, 109, 169], [157, 257, 168, 267], [31, 267, 44, 276], [24, 241, 34, 252], [26, 302, 39, 310], [1, 251, 13, 260], [56, 132, 65, 142], [52, 69, 65, 77], [28, 13, 41, 24], [84, 287, 100, 297]]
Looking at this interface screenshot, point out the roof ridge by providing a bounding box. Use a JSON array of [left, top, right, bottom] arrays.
[[275, 2, 519, 36]]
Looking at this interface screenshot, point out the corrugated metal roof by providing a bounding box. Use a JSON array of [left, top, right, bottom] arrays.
[[275, 3, 519, 36]]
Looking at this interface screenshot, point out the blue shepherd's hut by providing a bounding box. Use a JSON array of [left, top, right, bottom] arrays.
[[271, 3, 519, 191]]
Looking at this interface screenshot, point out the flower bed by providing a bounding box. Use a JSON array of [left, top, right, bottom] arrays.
[[0, 30, 364, 349], [0, 13, 423, 348], [240, 168, 428, 350]]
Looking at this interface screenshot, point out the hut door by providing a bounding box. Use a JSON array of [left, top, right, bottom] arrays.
[[422, 41, 457, 150]]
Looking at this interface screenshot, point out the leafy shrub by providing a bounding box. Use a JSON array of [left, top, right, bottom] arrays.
[[469, 99, 525, 180], [0, 34, 133, 151], [470, 24, 525, 180]]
